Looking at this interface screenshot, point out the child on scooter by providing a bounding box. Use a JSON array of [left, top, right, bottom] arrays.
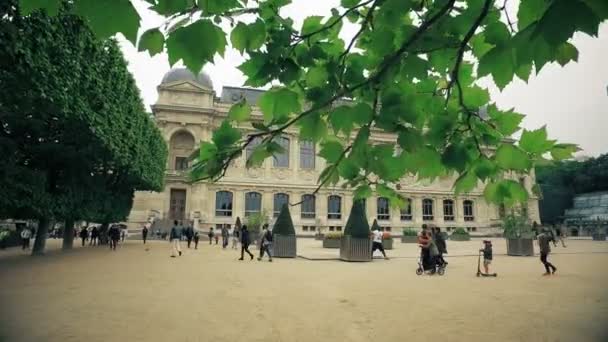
[[480, 240, 493, 274]]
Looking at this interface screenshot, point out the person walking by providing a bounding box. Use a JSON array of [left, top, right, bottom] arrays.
[[20, 226, 32, 250], [555, 224, 567, 248], [537, 228, 557, 276], [371, 226, 388, 260], [258, 225, 273, 262], [79, 227, 89, 247], [170, 220, 183, 258], [193, 231, 200, 249], [232, 227, 239, 249], [221, 226, 229, 249], [90, 226, 99, 246], [120, 228, 127, 242], [142, 225, 149, 244], [185, 224, 194, 248], [239, 225, 254, 260], [109, 225, 121, 251], [433, 227, 448, 266], [208, 227, 214, 245]]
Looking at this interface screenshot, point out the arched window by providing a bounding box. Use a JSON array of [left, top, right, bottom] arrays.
[[328, 195, 342, 220], [464, 200, 475, 221], [443, 199, 455, 221], [170, 131, 195, 171], [400, 198, 412, 221], [422, 198, 434, 221], [301, 194, 316, 219], [377, 197, 390, 220], [300, 140, 315, 169], [274, 193, 289, 217], [244, 192, 261, 216], [273, 136, 290, 167], [215, 191, 233, 217], [245, 136, 262, 164]]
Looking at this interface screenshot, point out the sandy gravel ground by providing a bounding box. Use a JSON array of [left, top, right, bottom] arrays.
[[0, 238, 606, 342]]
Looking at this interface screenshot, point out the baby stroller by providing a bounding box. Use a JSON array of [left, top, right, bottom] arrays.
[[416, 250, 445, 275]]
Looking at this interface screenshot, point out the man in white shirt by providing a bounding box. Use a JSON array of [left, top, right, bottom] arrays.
[[371, 227, 388, 260], [20, 227, 32, 250]]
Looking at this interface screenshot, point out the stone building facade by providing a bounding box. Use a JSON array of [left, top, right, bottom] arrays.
[[127, 68, 540, 235]]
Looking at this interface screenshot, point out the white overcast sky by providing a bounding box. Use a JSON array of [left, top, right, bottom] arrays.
[[119, 0, 608, 157]]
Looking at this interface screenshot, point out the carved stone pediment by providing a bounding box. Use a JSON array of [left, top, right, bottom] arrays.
[[246, 166, 263, 178], [271, 168, 291, 180]]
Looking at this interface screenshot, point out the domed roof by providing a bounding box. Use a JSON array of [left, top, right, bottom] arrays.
[[161, 68, 213, 89]]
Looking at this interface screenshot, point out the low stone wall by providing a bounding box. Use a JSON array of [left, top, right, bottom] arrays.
[[506, 238, 534, 256], [340, 236, 371, 262]]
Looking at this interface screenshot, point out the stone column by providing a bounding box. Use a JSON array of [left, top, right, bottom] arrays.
[[233, 189, 244, 222]]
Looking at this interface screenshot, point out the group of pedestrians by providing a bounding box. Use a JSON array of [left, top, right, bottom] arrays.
[[417, 224, 449, 273]]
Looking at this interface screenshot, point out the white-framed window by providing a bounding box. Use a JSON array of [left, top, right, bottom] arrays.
[[443, 199, 455, 221], [175, 156, 188, 171], [244, 192, 261, 217], [273, 193, 289, 217], [422, 198, 434, 221], [273, 136, 290, 168], [464, 200, 475, 221], [301, 194, 316, 219], [377, 197, 390, 220], [400, 198, 412, 221], [327, 195, 342, 220], [245, 136, 262, 163], [299, 140, 315, 169], [215, 191, 233, 217]]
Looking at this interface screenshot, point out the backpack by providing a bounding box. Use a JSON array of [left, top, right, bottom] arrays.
[[266, 230, 273, 242]]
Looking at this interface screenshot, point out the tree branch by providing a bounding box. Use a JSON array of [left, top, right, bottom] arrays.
[[294, 0, 374, 41]]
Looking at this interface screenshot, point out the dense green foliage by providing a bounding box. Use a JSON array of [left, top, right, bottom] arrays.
[[402, 228, 418, 236], [344, 200, 370, 238], [536, 154, 608, 223], [0, 1, 167, 252], [273, 204, 296, 235], [501, 209, 532, 238], [20, 0, 607, 209], [451, 227, 469, 235]]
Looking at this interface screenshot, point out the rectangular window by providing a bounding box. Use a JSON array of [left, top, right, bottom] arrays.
[[300, 140, 315, 169], [423, 199, 434, 221], [400, 198, 412, 221], [302, 226, 309, 232], [336, 226, 342, 231], [377, 197, 390, 221], [329, 226, 335, 231], [245, 192, 262, 217], [245, 137, 262, 164], [443, 200, 455, 221], [309, 226, 316, 232], [327, 196, 342, 220], [301, 195, 316, 219], [273, 136, 290, 168], [463, 200, 475, 222], [175, 157, 188, 171]]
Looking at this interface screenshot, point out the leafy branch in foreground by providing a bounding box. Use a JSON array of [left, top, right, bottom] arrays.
[[21, 0, 603, 208]]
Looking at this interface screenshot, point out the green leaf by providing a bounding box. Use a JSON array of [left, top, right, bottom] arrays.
[[519, 126, 555, 154], [354, 184, 372, 199], [198, 142, 218, 161], [489, 107, 524, 137], [478, 45, 515, 90], [301, 16, 323, 36], [166, 20, 227, 74], [329, 103, 372, 136], [306, 65, 328, 88], [441, 144, 470, 173], [228, 100, 251, 122], [246, 145, 272, 168], [318, 165, 340, 185], [298, 112, 327, 142], [533, 0, 600, 46], [550, 143, 579, 161], [484, 21, 510, 45], [257, 87, 301, 122], [484, 179, 528, 205], [453, 171, 478, 194], [74, 0, 141, 45], [230, 20, 266, 53], [341, 0, 360, 7], [517, 0, 548, 30], [462, 86, 490, 109], [212, 121, 241, 150], [19, 0, 61, 16], [152, 0, 193, 15], [138, 28, 165, 56], [555, 42, 579, 66], [470, 33, 493, 58], [319, 140, 344, 163], [199, 0, 242, 15], [338, 157, 359, 180], [472, 157, 498, 181], [401, 147, 444, 179], [495, 144, 532, 171], [583, 0, 608, 19]]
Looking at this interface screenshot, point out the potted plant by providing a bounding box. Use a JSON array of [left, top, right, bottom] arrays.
[[272, 204, 297, 257], [322, 232, 342, 248], [402, 228, 418, 243], [450, 227, 471, 241], [340, 200, 372, 262], [502, 210, 535, 256]]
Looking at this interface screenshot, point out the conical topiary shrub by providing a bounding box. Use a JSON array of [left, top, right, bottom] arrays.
[[370, 219, 381, 232], [340, 200, 372, 261], [344, 200, 370, 238], [272, 204, 296, 258], [273, 204, 295, 235]]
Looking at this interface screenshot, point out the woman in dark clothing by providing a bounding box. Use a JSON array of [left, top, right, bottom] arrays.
[[433, 227, 448, 267], [193, 231, 200, 249], [238, 225, 254, 260], [90, 226, 99, 246], [108, 225, 121, 251], [79, 227, 89, 247]]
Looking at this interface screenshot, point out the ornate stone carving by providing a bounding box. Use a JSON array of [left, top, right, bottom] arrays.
[[271, 168, 291, 180]]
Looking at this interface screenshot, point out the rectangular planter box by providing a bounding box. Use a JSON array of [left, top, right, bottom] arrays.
[[314, 234, 324, 241], [592, 233, 606, 241], [382, 239, 393, 250], [450, 234, 471, 241], [340, 236, 372, 262], [401, 235, 418, 243], [273, 234, 296, 258], [506, 238, 534, 256], [322, 238, 341, 248]]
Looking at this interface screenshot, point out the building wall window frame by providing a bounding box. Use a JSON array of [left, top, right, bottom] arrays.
[[272, 136, 290, 168], [327, 195, 342, 220], [443, 199, 455, 221], [464, 200, 475, 221], [245, 136, 263, 164], [273, 193, 289, 217], [377, 197, 390, 221], [400, 198, 413, 221], [299, 140, 315, 170], [301, 194, 316, 219], [244, 192, 262, 217], [215, 191, 233, 217], [422, 198, 434, 221]]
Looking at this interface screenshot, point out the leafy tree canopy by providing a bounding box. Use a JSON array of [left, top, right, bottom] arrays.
[[20, 0, 607, 208]]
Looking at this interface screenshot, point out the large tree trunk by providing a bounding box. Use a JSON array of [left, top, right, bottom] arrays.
[[98, 222, 109, 245], [62, 219, 75, 250], [32, 217, 51, 255]]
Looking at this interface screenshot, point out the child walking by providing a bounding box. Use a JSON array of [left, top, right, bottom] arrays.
[[537, 228, 557, 275]]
